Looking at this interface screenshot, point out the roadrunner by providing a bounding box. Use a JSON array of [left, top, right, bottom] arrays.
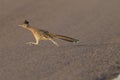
[[19, 20, 79, 46]]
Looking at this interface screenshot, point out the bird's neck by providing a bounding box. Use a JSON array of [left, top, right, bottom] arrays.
[[26, 25, 38, 33]]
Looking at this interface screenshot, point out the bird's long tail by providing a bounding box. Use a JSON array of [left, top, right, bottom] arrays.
[[50, 33, 79, 43]]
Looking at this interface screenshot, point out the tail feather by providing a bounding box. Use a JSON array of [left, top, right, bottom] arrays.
[[50, 33, 79, 43]]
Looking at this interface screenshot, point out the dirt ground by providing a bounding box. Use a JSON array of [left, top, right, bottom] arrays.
[[0, 0, 120, 80]]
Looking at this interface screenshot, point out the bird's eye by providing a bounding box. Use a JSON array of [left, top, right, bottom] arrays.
[[25, 24, 28, 27]]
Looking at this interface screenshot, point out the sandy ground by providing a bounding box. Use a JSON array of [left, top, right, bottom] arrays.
[[0, 0, 120, 80]]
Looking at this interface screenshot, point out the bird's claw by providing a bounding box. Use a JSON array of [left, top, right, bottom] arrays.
[[26, 42, 38, 45]]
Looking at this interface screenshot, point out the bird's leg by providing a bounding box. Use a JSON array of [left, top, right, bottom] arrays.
[[50, 39, 59, 47], [26, 39, 39, 45]]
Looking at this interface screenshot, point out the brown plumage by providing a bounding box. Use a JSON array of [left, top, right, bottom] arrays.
[[19, 20, 79, 46]]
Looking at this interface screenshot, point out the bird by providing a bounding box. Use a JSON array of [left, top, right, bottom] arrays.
[[19, 20, 79, 46]]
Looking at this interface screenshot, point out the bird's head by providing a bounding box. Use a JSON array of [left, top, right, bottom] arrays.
[[18, 20, 29, 29]]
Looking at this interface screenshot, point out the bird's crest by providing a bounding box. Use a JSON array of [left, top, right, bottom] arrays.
[[24, 20, 29, 24]]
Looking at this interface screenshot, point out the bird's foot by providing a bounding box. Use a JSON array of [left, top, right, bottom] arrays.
[[26, 42, 38, 45]]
